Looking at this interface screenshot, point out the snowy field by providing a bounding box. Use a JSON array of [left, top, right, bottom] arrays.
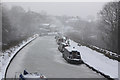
[[69, 39, 118, 78], [0, 34, 39, 80]]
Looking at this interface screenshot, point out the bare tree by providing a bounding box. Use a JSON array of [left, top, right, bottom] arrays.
[[98, 2, 118, 53]]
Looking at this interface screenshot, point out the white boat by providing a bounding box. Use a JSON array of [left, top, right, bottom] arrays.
[[19, 70, 46, 80]]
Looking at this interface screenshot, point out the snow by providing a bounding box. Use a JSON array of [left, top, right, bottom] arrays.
[[41, 23, 50, 26], [65, 46, 78, 52], [23, 74, 40, 78], [91, 45, 119, 58], [0, 34, 39, 80], [68, 39, 118, 78], [0, 35, 118, 79]]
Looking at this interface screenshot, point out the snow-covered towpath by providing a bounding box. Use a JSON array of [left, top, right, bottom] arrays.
[[69, 40, 118, 78]]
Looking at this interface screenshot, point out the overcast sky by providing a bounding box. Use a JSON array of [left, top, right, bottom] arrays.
[[4, 2, 107, 20]]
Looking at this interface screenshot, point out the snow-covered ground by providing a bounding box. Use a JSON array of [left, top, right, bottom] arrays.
[[69, 39, 118, 78], [89, 45, 119, 58], [1, 35, 118, 79], [0, 34, 39, 80]]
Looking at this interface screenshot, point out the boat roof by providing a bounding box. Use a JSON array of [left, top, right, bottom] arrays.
[[61, 42, 67, 45], [65, 46, 79, 52], [23, 74, 40, 78]]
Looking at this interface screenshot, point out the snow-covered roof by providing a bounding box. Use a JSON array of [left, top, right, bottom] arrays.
[[62, 36, 66, 40], [65, 46, 78, 52], [23, 74, 40, 78], [41, 23, 50, 26], [40, 23, 50, 27], [61, 42, 67, 45]]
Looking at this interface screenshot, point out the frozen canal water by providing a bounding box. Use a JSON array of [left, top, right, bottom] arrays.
[[6, 36, 105, 78]]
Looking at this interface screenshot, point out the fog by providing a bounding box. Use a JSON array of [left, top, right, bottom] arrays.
[[2, 2, 118, 54], [5, 2, 106, 20]]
